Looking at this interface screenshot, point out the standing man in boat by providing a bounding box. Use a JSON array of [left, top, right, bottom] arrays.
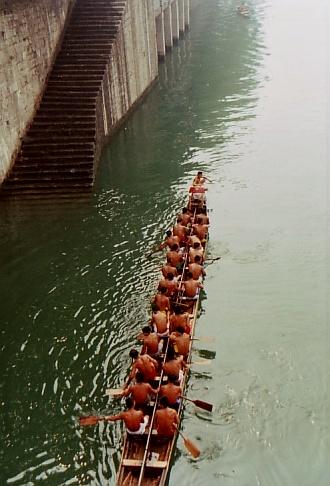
[[154, 396, 179, 437], [104, 397, 149, 435], [192, 171, 212, 186], [125, 349, 158, 387]]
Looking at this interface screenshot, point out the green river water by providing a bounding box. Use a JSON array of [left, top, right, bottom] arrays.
[[1, 0, 329, 484]]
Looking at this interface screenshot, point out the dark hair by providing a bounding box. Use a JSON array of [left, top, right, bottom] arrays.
[[166, 347, 175, 360], [168, 374, 178, 384], [135, 371, 144, 383], [129, 349, 139, 359], [167, 272, 174, 281], [176, 326, 185, 334], [142, 326, 151, 334], [186, 271, 193, 279], [159, 286, 167, 294], [197, 218, 203, 224], [197, 171, 202, 175], [182, 207, 188, 214], [152, 302, 159, 312], [166, 230, 172, 237], [159, 396, 169, 407], [193, 242, 200, 249], [126, 397, 134, 408], [173, 305, 182, 315], [194, 255, 201, 263], [171, 243, 179, 251]]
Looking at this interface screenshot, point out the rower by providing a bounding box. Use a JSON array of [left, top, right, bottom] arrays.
[[159, 374, 182, 411], [158, 272, 178, 297], [188, 255, 206, 281], [151, 303, 169, 338], [169, 326, 190, 360], [154, 396, 178, 437], [177, 207, 191, 227], [153, 286, 170, 312], [169, 305, 190, 334], [139, 326, 160, 357], [192, 218, 208, 246], [189, 241, 204, 263], [125, 349, 158, 388], [162, 347, 186, 383], [173, 218, 189, 246], [161, 263, 178, 279], [105, 397, 149, 435], [183, 271, 203, 299], [158, 230, 180, 251], [195, 207, 209, 225], [166, 243, 184, 271], [121, 372, 158, 410]]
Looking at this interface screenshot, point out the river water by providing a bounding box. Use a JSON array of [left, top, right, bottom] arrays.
[[0, 0, 329, 484]]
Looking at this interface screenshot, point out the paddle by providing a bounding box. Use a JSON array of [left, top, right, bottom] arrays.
[[181, 395, 213, 412], [174, 424, 200, 458], [205, 256, 221, 264], [105, 388, 124, 397], [79, 415, 106, 426]]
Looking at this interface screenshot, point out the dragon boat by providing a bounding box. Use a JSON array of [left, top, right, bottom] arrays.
[[116, 180, 209, 486]]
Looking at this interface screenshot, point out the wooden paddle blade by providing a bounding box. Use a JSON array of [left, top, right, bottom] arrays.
[[105, 388, 124, 397], [193, 399, 213, 412], [79, 416, 101, 426], [183, 436, 201, 458]]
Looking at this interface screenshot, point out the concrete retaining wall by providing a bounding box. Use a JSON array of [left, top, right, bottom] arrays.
[[99, 0, 158, 141], [0, 0, 74, 182]]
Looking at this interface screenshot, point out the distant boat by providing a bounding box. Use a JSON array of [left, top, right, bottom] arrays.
[[237, 5, 250, 17]]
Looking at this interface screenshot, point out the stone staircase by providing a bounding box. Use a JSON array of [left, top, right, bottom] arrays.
[[0, 0, 127, 199]]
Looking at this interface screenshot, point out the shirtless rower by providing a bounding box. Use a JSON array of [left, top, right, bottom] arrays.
[[169, 326, 190, 359], [177, 207, 191, 227], [154, 286, 170, 312], [151, 303, 169, 337], [161, 262, 178, 279], [188, 234, 202, 248], [192, 218, 208, 245], [195, 207, 209, 225], [162, 347, 187, 383], [173, 218, 189, 246], [159, 374, 182, 411], [158, 272, 178, 297], [158, 230, 180, 251], [121, 372, 158, 410], [140, 326, 160, 356], [125, 349, 158, 387], [105, 397, 149, 435], [183, 271, 203, 298], [189, 241, 204, 263], [166, 243, 183, 270], [170, 305, 191, 334], [154, 396, 178, 437], [188, 255, 206, 280]]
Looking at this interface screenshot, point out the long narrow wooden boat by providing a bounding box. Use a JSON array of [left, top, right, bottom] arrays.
[[116, 180, 209, 486]]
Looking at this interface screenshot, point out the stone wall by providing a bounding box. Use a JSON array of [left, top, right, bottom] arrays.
[[97, 0, 158, 144], [0, 0, 74, 182]]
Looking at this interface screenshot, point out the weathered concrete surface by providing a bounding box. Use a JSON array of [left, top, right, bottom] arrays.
[[0, 0, 74, 183]]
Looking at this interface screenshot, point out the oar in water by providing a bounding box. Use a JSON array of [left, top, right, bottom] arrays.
[[181, 395, 213, 412], [205, 256, 221, 264], [79, 415, 106, 426], [174, 424, 201, 458]]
